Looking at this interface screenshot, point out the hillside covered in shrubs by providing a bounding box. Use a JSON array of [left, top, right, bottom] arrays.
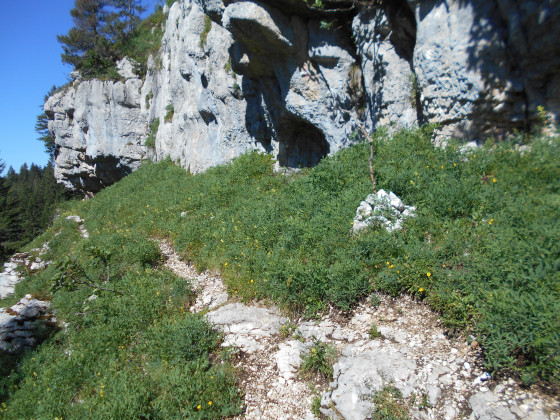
[[1, 127, 558, 417]]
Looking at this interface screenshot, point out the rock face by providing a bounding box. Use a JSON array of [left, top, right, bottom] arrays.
[[0, 245, 49, 299], [413, 0, 560, 140], [45, 59, 147, 192], [144, 1, 268, 173], [46, 0, 560, 192]]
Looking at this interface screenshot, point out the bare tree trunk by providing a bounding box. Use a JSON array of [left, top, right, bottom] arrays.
[[359, 125, 377, 194]]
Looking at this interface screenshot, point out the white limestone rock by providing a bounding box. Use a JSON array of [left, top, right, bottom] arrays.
[[206, 303, 287, 353], [320, 347, 417, 419], [353, 189, 415, 233]]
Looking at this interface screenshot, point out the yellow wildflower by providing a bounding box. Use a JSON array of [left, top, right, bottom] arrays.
[[197, 405, 201, 410], [419, 287, 424, 292], [208, 401, 212, 406], [426, 272, 431, 277]]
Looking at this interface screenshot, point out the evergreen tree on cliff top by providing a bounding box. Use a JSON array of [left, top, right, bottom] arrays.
[[57, 0, 146, 77], [35, 86, 59, 162]]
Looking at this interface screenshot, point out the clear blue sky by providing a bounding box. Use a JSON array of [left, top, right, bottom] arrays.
[[0, 0, 159, 174]]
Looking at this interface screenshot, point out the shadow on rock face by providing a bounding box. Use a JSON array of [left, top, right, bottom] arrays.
[[277, 117, 329, 168]]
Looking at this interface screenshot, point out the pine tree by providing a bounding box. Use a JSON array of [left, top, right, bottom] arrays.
[[106, 0, 146, 41], [57, 0, 116, 76], [0, 160, 15, 261], [57, 0, 148, 77], [0, 161, 69, 262], [36, 86, 59, 161]]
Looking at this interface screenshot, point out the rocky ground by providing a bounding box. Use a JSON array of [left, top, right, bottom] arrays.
[[160, 241, 560, 420], [0, 295, 56, 353], [0, 243, 54, 353], [0, 243, 49, 299], [1, 238, 558, 419]]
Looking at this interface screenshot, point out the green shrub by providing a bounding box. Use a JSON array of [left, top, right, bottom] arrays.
[[199, 15, 212, 48], [145, 117, 159, 148], [123, 238, 162, 268], [3, 126, 559, 416], [114, 8, 166, 77], [371, 385, 409, 420], [145, 91, 153, 109], [369, 324, 382, 339], [300, 339, 337, 380], [164, 104, 174, 123]]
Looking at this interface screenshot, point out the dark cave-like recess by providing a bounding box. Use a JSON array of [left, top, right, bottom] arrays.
[[276, 118, 329, 168]]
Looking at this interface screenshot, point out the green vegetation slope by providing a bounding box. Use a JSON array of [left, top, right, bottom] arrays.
[[1, 128, 559, 417]]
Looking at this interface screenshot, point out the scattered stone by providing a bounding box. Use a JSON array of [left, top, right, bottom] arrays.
[[65, 215, 89, 238], [274, 340, 306, 381], [473, 371, 492, 385], [207, 303, 287, 353], [353, 189, 416, 233], [159, 242, 560, 419], [0, 244, 50, 299], [0, 294, 55, 353]]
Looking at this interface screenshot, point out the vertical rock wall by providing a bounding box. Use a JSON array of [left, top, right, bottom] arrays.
[[143, 0, 269, 172], [45, 60, 147, 192], [46, 0, 560, 193]]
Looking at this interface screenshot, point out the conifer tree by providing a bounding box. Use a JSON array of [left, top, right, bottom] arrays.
[[106, 0, 146, 41], [36, 87, 59, 161], [57, 0, 147, 77], [57, 0, 116, 76]]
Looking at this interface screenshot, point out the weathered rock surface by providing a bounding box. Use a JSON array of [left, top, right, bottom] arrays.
[[0, 295, 56, 353], [0, 244, 49, 299], [45, 59, 147, 192], [353, 189, 416, 232], [46, 0, 560, 193], [412, 0, 560, 141], [353, 4, 418, 131], [145, 0, 268, 173], [207, 303, 287, 353]]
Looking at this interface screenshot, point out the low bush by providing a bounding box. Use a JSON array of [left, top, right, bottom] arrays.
[[164, 105, 174, 123], [371, 385, 409, 420], [145, 117, 159, 149]]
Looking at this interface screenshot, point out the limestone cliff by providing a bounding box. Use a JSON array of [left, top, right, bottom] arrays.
[[45, 0, 560, 192]]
